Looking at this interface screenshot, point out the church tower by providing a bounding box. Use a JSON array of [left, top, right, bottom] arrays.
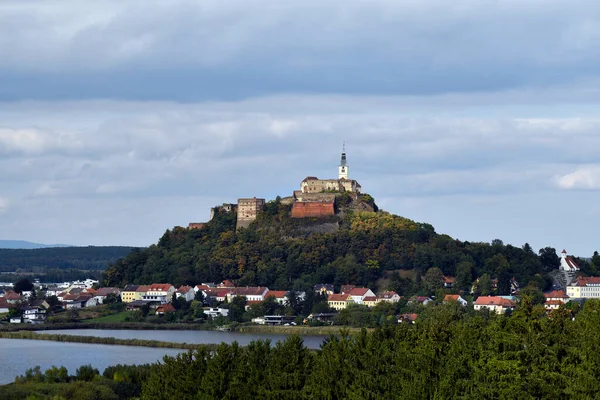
[[338, 143, 349, 180]]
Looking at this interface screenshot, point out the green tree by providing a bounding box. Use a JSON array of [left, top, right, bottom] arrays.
[[455, 261, 474, 291], [13, 278, 33, 294], [423, 267, 444, 293], [539, 247, 560, 272]]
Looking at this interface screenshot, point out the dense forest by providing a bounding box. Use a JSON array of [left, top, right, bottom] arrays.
[[103, 199, 597, 295], [0, 246, 137, 283], [0, 247, 136, 271], [4, 299, 600, 399]]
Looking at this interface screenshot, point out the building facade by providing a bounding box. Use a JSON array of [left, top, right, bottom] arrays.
[[567, 277, 600, 299], [237, 197, 265, 229]]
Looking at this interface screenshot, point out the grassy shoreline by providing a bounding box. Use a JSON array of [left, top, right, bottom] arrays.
[[0, 330, 218, 351]]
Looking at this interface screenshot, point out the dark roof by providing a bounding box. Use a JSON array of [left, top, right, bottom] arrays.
[[123, 285, 139, 292]]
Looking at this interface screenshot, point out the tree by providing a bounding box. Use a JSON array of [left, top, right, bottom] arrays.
[[13, 278, 33, 294], [455, 261, 474, 291], [423, 267, 444, 294], [477, 274, 492, 296], [539, 247, 560, 272], [76, 365, 99, 381]]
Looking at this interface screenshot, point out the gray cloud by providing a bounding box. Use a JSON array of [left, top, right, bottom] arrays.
[[1, 0, 600, 100], [1, 93, 600, 254]]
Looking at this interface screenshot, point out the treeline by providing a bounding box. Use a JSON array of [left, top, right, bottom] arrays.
[[0, 246, 137, 271], [104, 200, 595, 295], [0, 269, 103, 284], [5, 300, 600, 399]]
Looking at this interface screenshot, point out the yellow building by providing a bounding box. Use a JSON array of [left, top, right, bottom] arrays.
[[120, 285, 150, 303], [327, 293, 353, 310]]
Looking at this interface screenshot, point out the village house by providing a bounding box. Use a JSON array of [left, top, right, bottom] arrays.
[[155, 304, 176, 315], [227, 287, 269, 302], [266, 290, 289, 305], [398, 313, 418, 324], [544, 289, 570, 303], [340, 285, 355, 294], [567, 276, 600, 299], [474, 296, 516, 314], [94, 287, 120, 304], [443, 276, 455, 289], [120, 285, 139, 303], [22, 306, 46, 324], [363, 296, 378, 307], [409, 296, 433, 306], [314, 284, 334, 295], [443, 294, 468, 306], [328, 293, 353, 310], [3, 291, 21, 304], [143, 284, 176, 304], [63, 294, 95, 309], [176, 286, 195, 302], [377, 291, 401, 303], [204, 307, 229, 319], [204, 288, 231, 303], [348, 288, 376, 304]]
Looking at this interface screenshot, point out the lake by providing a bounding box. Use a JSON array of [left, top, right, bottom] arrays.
[[0, 339, 183, 385], [0, 329, 327, 385], [37, 328, 327, 349]]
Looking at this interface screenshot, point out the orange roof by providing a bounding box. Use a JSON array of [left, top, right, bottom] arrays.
[[136, 285, 151, 292], [474, 296, 515, 307], [266, 290, 288, 299], [545, 300, 564, 306], [156, 304, 176, 313], [544, 290, 569, 299], [443, 294, 460, 302], [443, 276, 455, 283], [571, 277, 600, 287], [363, 296, 377, 302], [148, 284, 174, 292], [328, 294, 351, 302]]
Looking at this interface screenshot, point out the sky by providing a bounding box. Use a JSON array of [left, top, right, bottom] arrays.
[[1, 0, 600, 255]]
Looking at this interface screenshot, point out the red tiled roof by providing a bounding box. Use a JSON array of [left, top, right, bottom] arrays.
[[564, 256, 580, 270], [443, 276, 455, 283], [443, 295, 460, 302], [246, 300, 263, 306], [399, 313, 418, 322], [5, 292, 20, 300], [195, 285, 210, 291], [363, 296, 377, 302], [96, 287, 120, 297], [156, 304, 176, 313], [349, 288, 370, 296], [177, 285, 193, 294], [545, 300, 564, 306], [218, 280, 235, 288], [571, 277, 600, 287], [414, 296, 431, 303], [544, 290, 569, 299], [378, 291, 399, 299], [148, 284, 174, 292], [266, 290, 288, 299], [231, 287, 268, 296], [474, 296, 515, 307], [136, 285, 151, 292], [340, 285, 355, 294], [328, 294, 351, 302]]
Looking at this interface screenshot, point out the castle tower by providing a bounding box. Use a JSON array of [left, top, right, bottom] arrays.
[[338, 143, 349, 180]]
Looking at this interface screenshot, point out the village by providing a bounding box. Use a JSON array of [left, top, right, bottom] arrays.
[[0, 247, 594, 328]]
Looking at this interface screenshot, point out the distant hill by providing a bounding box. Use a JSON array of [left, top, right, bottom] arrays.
[[0, 240, 71, 249], [0, 246, 138, 271]]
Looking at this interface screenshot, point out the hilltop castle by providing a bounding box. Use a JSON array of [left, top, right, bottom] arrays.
[[189, 146, 364, 228]]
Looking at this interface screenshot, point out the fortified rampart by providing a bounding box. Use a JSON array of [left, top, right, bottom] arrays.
[[291, 202, 335, 218]]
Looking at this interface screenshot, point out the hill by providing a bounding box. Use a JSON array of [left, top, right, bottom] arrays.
[[103, 197, 585, 296], [0, 246, 137, 271], [0, 240, 71, 249]]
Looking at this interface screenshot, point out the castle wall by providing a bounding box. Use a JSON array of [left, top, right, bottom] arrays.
[[291, 202, 335, 218], [188, 223, 206, 229]]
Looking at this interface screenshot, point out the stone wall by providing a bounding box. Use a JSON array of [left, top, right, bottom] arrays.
[[188, 223, 206, 229], [291, 202, 335, 218], [237, 197, 265, 230]]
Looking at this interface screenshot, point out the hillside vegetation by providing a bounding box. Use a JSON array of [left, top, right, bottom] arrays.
[[103, 198, 579, 295]]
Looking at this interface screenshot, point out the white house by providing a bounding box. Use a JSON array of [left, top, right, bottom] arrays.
[[474, 296, 515, 314], [377, 291, 401, 303], [544, 290, 570, 303], [94, 287, 121, 305], [176, 286, 195, 302], [348, 288, 376, 304], [265, 291, 288, 305], [226, 287, 269, 302], [22, 307, 46, 324], [560, 250, 580, 272], [443, 294, 468, 306], [143, 284, 176, 304], [567, 277, 600, 299], [204, 307, 229, 318]]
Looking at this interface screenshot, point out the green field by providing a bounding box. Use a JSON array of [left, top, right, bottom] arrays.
[[84, 311, 129, 323]]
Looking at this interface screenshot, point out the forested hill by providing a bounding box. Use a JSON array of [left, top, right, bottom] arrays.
[[0, 246, 137, 271], [103, 199, 592, 295]]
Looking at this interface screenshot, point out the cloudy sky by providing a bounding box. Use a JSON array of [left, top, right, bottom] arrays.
[[1, 0, 600, 255]]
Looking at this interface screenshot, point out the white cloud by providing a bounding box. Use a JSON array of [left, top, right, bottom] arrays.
[[0, 197, 9, 213], [556, 166, 600, 190]]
